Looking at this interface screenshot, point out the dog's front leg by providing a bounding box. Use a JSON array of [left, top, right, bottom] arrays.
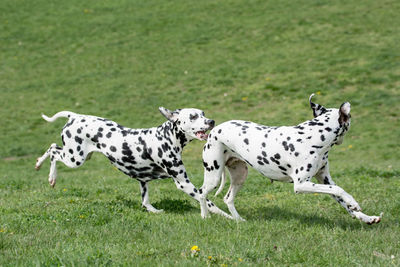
[[139, 181, 163, 213], [315, 163, 382, 224], [167, 166, 232, 219]]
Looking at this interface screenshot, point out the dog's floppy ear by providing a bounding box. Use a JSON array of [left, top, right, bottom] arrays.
[[159, 107, 178, 122], [338, 102, 351, 126], [309, 93, 327, 117]]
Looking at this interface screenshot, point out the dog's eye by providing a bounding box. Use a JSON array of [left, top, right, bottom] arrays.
[[189, 114, 199, 121]]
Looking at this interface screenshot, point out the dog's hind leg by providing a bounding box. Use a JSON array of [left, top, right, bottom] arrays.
[[139, 181, 163, 213], [35, 144, 55, 170], [39, 141, 89, 187], [224, 158, 248, 221]]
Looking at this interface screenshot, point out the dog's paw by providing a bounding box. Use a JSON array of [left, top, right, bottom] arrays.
[[201, 212, 211, 219], [148, 208, 164, 214], [353, 211, 382, 225], [48, 178, 56, 188], [49, 180, 56, 187], [35, 158, 42, 170], [366, 216, 381, 225], [235, 216, 246, 222], [143, 204, 164, 213]]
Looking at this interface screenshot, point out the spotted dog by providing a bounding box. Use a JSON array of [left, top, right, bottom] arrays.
[[199, 94, 382, 224], [35, 108, 231, 218]]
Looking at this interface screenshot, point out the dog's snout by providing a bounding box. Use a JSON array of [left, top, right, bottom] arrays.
[[208, 120, 215, 127]]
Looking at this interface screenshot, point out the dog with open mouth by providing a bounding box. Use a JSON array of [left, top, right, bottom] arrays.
[[35, 107, 231, 218]]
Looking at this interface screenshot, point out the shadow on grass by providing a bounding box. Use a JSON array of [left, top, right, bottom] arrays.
[[153, 198, 196, 214], [108, 195, 195, 214], [242, 205, 383, 230]]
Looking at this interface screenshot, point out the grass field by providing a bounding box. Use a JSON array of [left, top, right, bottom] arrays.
[[1, 0, 399, 265]]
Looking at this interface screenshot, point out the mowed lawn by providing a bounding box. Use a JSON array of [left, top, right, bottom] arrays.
[[1, 0, 399, 265]]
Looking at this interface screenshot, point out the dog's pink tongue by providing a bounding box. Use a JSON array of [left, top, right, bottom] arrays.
[[196, 131, 208, 140]]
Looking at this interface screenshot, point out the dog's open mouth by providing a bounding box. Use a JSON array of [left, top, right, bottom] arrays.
[[195, 131, 209, 140]]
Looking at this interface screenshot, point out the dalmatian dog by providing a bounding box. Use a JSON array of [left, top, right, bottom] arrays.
[[199, 94, 382, 224], [35, 107, 231, 218]]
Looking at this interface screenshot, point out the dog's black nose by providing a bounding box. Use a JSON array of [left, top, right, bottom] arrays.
[[208, 120, 215, 127]]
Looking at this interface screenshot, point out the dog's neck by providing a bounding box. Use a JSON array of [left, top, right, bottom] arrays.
[[298, 110, 348, 152], [157, 121, 191, 149]]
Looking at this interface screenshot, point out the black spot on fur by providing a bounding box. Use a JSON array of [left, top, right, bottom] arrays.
[[244, 138, 249, 145], [74, 136, 83, 144], [213, 160, 220, 170], [110, 146, 116, 152]]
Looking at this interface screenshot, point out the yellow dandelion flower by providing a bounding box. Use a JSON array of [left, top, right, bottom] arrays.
[[265, 77, 271, 81], [239, 257, 243, 262], [208, 256, 213, 260], [242, 96, 248, 101], [191, 245, 200, 252], [316, 91, 321, 95], [63, 188, 67, 192], [79, 215, 85, 219], [348, 145, 353, 149], [0, 228, 5, 233]]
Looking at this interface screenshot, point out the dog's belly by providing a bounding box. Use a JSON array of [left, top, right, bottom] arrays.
[[111, 160, 170, 181], [258, 167, 293, 182]]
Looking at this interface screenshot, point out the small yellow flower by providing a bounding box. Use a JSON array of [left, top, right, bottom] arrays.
[[208, 256, 213, 260], [265, 77, 271, 81], [79, 215, 85, 219], [238, 258, 243, 262], [242, 96, 248, 101], [191, 245, 200, 252], [348, 145, 353, 149], [316, 91, 321, 95], [220, 264, 227, 267], [0, 228, 5, 233], [63, 188, 67, 192]]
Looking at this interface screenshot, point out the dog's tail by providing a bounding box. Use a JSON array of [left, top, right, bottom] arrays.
[[41, 111, 75, 122], [215, 168, 227, 196]]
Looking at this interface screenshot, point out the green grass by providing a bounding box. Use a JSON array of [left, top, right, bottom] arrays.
[[1, 0, 399, 265]]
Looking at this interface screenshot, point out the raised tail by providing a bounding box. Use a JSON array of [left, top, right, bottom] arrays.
[[41, 111, 75, 122], [215, 168, 227, 196]]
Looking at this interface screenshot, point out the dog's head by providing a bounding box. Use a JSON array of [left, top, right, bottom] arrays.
[[309, 94, 351, 145], [159, 107, 215, 141]]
